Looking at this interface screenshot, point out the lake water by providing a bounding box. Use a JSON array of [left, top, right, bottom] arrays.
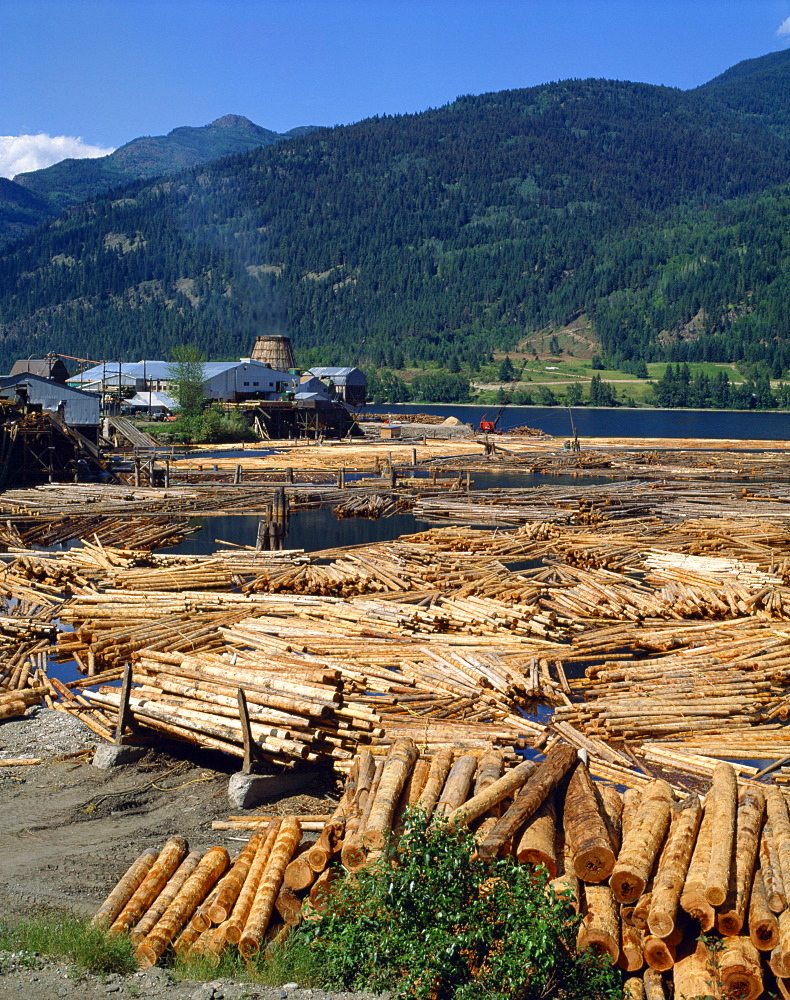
[[167, 471, 609, 556], [366, 405, 790, 440]]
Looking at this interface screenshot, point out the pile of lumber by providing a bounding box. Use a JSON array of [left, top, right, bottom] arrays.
[[0, 514, 195, 551], [332, 494, 405, 519], [555, 621, 790, 741]]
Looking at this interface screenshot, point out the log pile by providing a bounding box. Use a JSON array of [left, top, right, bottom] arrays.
[[91, 745, 790, 999]]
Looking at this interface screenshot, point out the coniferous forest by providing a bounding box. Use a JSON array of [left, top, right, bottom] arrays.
[[3, 52, 790, 385]]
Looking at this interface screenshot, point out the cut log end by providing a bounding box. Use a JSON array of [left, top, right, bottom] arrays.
[[611, 870, 646, 903]]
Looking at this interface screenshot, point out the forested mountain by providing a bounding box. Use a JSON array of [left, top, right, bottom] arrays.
[[3, 54, 790, 373], [0, 178, 51, 247], [1, 115, 316, 243], [696, 49, 790, 139]]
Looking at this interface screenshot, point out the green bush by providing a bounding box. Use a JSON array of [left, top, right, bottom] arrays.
[[146, 407, 256, 444], [278, 813, 620, 1000], [0, 911, 137, 975]]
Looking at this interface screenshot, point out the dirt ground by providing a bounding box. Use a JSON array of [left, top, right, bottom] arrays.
[[0, 709, 340, 919], [0, 709, 356, 1000]]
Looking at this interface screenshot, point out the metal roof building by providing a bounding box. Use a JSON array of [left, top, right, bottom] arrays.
[[69, 360, 299, 401], [306, 367, 367, 405], [0, 373, 100, 430]]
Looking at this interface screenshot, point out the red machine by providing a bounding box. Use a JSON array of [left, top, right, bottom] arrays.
[[479, 406, 505, 433]]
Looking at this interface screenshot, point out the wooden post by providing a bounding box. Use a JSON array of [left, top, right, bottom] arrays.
[[134, 457, 140, 487], [164, 459, 170, 488], [239, 688, 262, 775], [411, 447, 417, 466], [115, 660, 138, 746], [286, 467, 293, 483], [255, 520, 269, 552]]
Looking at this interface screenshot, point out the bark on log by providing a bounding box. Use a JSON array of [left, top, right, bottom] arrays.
[[431, 753, 478, 823], [767, 785, 790, 910], [305, 757, 363, 872], [749, 869, 779, 952], [478, 745, 577, 862], [207, 830, 267, 925], [619, 919, 644, 973], [599, 783, 623, 856], [515, 793, 557, 876], [577, 884, 619, 964], [623, 975, 645, 1000], [275, 885, 304, 927], [416, 747, 454, 820], [444, 758, 537, 831], [704, 761, 737, 907], [622, 788, 641, 843], [309, 866, 340, 914], [131, 852, 203, 946], [341, 760, 383, 871], [364, 739, 419, 849], [631, 892, 652, 933], [91, 848, 159, 930], [473, 748, 504, 794], [110, 836, 188, 936], [717, 785, 765, 936], [760, 819, 787, 913], [776, 906, 790, 978], [679, 802, 715, 931], [238, 817, 302, 958], [611, 779, 673, 903], [647, 795, 702, 939], [672, 941, 716, 1000], [643, 968, 666, 1000], [564, 756, 616, 884], [224, 821, 282, 944], [136, 846, 230, 968]]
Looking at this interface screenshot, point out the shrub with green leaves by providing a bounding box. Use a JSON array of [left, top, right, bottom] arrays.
[[285, 812, 621, 1000]]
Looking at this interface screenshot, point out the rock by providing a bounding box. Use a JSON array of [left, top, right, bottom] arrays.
[[227, 771, 313, 809], [282, 986, 299, 992], [92, 744, 146, 769], [191, 986, 215, 1000]]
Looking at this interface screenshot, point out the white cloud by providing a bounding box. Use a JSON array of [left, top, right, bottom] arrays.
[[777, 16, 790, 36], [0, 134, 115, 180]]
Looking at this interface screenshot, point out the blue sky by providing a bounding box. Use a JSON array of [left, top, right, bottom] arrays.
[[3, 0, 790, 176]]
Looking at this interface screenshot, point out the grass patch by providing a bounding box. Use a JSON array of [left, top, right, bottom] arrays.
[[170, 934, 324, 987], [0, 911, 137, 975]]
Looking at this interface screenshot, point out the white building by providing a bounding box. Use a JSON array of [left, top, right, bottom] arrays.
[[69, 359, 300, 402]]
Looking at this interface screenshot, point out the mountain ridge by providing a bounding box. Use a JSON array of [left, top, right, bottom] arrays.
[[2, 53, 790, 374], [1, 115, 318, 241]]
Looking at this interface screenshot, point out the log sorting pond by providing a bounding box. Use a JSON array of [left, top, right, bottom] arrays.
[[17, 464, 790, 989]]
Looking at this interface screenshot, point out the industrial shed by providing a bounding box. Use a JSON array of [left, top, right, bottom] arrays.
[[0, 373, 100, 440], [306, 367, 367, 405], [69, 360, 299, 402]]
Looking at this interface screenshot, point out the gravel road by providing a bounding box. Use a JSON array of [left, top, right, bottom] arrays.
[[0, 709, 384, 1000]]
